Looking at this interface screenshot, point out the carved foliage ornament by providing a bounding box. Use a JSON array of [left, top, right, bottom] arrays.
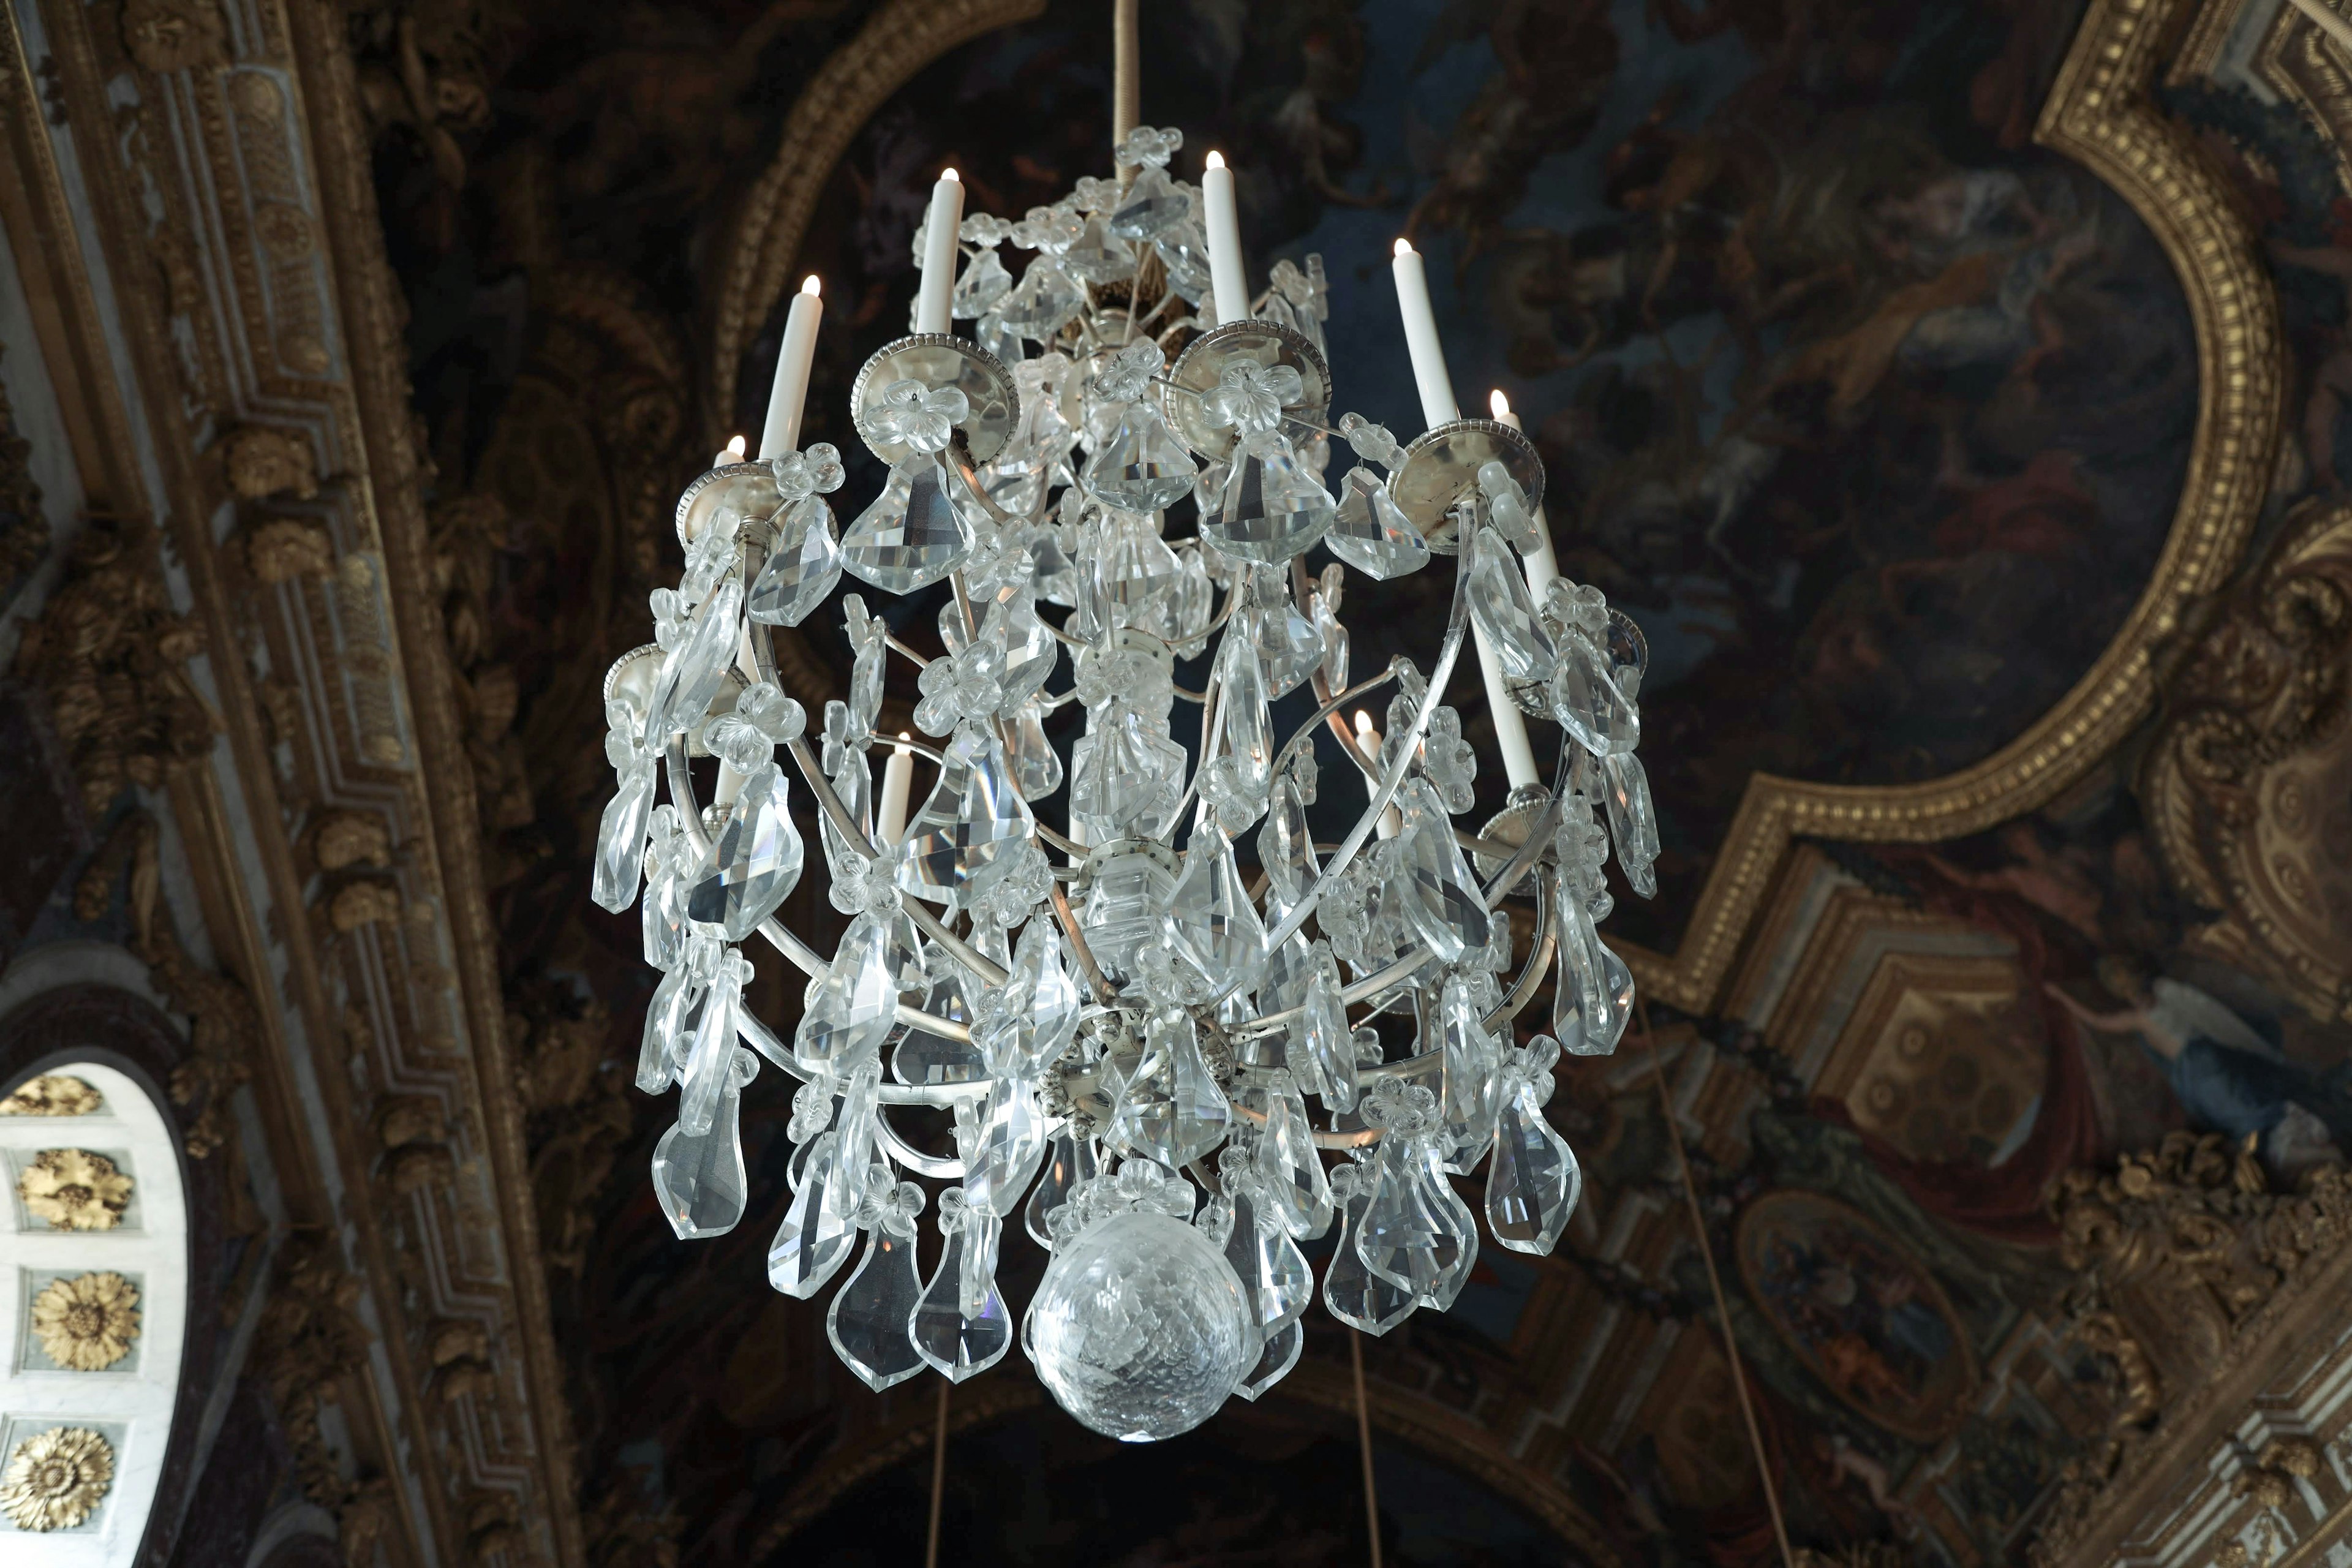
[[0, 1427, 114, 1532], [0, 1076, 102, 1116], [16, 1148, 134, 1232], [30, 1272, 142, 1371]]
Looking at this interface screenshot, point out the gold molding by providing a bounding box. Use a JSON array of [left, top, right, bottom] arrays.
[[1626, 0, 2282, 1014], [709, 0, 1047, 435]]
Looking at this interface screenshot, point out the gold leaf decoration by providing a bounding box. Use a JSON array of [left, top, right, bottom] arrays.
[[16, 1150, 134, 1232], [29, 1273, 142, 1371], [0, 1427, 113, 1531], [0, 1077, 103, 1117]]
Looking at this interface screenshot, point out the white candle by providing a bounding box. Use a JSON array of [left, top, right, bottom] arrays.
[[712, 434, 747, 469], [1390, 239, 1460, 429], [877, 735, 915, 845], [1489, 390, 1559, 594], [915, 170, 963, 336], [758, 276, 824, 459], [1354, 711, 1402, 839], [1113, 0, 1140, 154], [1472, 621, 1542, 790], [1202, 152, 1249, 328]]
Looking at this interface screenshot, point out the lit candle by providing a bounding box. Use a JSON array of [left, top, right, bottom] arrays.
[[876, 734, 915, 845], [758, 276, 824, 459], [1354, 711, 1401, 839], [712, 434, 747, 469], [1390, 239, 1460, 429], [1490, 390, 1559, 595], [915, 169, 964, 337], [1202, 152, 1249, 328]]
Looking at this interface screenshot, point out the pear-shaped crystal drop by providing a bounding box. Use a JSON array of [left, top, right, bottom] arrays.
[[652, 1050, 753, 1240], [1436, 973, 1501, 1168], [1249, 582, 1325, 699], [1200, 635, 1273, 824], [1220, 1178, 1312, 1333], [767, 1129, 858, 1297], [687, 764, 804, 941], [1359, 1129, 1477, 1308], [959, 1076, 1049, 1218], [747, 496, 843, 627], [1109, 164, 1189, 239], [1325, 467, 1430, 579], [1488, 1044, 1580, 1256], [677, 950, 750, 1137], [1201, 437, 1335, 563], [1096, 511, 1183, 611], [827, 1204, 928, 1390], [912, 1192, 1012, 1381], [1084, 401, 1198, 513], [1106, 1009, 1232, 1167], [1235, 1318, 1303, 1401], [794, 912, 902, 1074], [894, 966, 986, 1084], [644, 579, 742, 749], [992, 597, 1058, 710], [642, 858, 686, 971], [1070, 710, 1186, 843], [1257, 774, 1319, 918], [996, 258, 1085, 339], [1394, 780, 1490, 965], [635, 961, 695, 1093], [592, 755, 655, 913], [1551, 628, 1641, 756], [1255, 1069, 1333, 1239], [1600, 750, 1660, 897], [1026, 1131, 1099, 1247], [1324, 1165, 1416, 1335], [891, 725, 1038, 910], [980, 919, 1082, 1078], [1554, 882, 1633, 1057], [952, 246, 1013, 317], [842, 454, 978, 594], [1466, 526, 1557, 682], [1162, 826, 1267, 992], [1295, 960, 1359, 1112], [1006, 698, 1063, 798]]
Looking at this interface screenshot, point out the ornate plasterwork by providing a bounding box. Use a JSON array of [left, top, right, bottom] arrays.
[[0, 1075, 101, 1116], [0, 1425, 114, 1532], [1630, 0, 2282, 1013], [30, 1271, 143, 1371], [17, 1148, 134, 1232]]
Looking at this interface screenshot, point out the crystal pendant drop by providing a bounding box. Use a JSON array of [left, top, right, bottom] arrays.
[[651, 1048, 753, 1240], [1083, 401, 1197, 513], [747, 496, 843, 627], [996, 259, 1085, 339], [1465, 526, 1558, 682], [687, 764, 804, 941], [644, 579, 742, 749], [1235, 1319, 1303, 1402], [1257, 773, 1319, 917], [1253, 1069, 1332, 1238], [1161, 826, 1267, 994], [1323, 1163, 1415, 1335], [827, 1185, 928, 1391], [1108, 164, 1188, 239], [677, 949, 749, 1137], [952, 247, 1013, 317], [911, 1190, 1013, 1381], [1325, 467, 1430, 579], [1079, 848, 1178, 986], [769, 1128, 859, 1297], [959, 1076, 1049, 1218], [635, 960, 695, 1093], [1006, 698, 1063, 798], [1555, 882, 1634, 1057], [893, 966, 985, 1084], [1552, 628, 1642, 756], [1025, 1131, 1099, 1247], [1436, 971, 1501, 1168], [979, 918, 1082, 1078], [593, 754, 657, 914], [992, 595, 1058, 709], [1357, 1091, 1476, 1309], [1199, 635, 1273, 827], [842, 454, 979, 593], [1095, 511, 1183, 612], [1248, 578, 1325, 699], [1200, 436, 1335, 564], [1600, 750, 1660, 897], [1070, 710, 1186, 843], [1216, 1175, 1311, 1334], [891, 725, 1038, 908], [1296, 959, 1359, 1112], [1394, 779, 1489, 965], [1487, 1038, 1581, 1256], [1106, 1009, 1231, 1168], [794, 912, 902, 1074]]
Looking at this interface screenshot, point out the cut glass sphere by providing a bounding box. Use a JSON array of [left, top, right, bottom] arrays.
[[1028, 1210, 1259, 1442]]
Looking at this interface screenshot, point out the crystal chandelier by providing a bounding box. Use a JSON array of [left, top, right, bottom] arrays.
[[598, 24, 1654, 1444]]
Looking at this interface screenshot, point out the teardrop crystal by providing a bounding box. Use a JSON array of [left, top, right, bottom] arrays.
[[1393, 779, 1489, 965], [1488, 1046, 1581, 1256], [1200, 437, 1334, 564], [1323, 1164, 1416, 1335], [593, 757, 656, 913], [911, 1197, 1012, 1381], [890, 725, 1038, 910], [793, 912, 902, 1074], [747, 496, 843, 627], [842, 454, 979, 594], [644, 579, 742, 748], [1465, 526, 1556, 682], [1084, 401, 1198, 513], [652, 1050, 753, 1240], [1325, 467, 1430, 579], [1106, 1009, 1231, 1168], [768, 1129, 858, 1297], [827, 1212, 928, 1390], [1161, 826, 1267, 993], [687, 764, 804, 941]]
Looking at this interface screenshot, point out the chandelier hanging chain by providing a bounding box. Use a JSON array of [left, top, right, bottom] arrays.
[[601, 2, 1658, 1438]]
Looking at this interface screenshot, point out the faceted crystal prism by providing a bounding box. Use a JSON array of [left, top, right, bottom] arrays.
[[1246, 579, 1325, 699], [1006, 698, 1063, 798], [1393, 780, 1490, 965], [1436, 973, 1501, 1168], [747, 496, 842, 627], [1554, 883, 1635, 1057], [687, 764, 804, 941], [1295, 959, 1359, 1112], [1257, 775, 1319, 917], [996, 260, 1085, 339], [1234, 1318, 1303, 1401], [1325, 467, 1430, 579], [911, 1190, 1013, 1382], [636, 960, 695, 1093], [767, 1128, 859, 1297], [1201, 437, 1335, 564], [1106, 1010, 1231, 1169], [1322, 1164, 1416, 1335], [1083, 402, 1197, 513], [794, 913, 902, 1074], [644, 580, 742, 750], [1079, 849, 1178, 987], [842, 454, 979, 594], [1108, 164, 1188, 239], [891, 725, 1038, 909], [1253, 1069, 1333, 1239], [893, 967, 985, 1084], [1026, 1130, 1100, 1247], [827, 1187, 928, 1391], [1028, 1208, 1259, 1441], [1160, 827, 1267, 995], [1218, 1174, 1312, 1334], [1487, 1039, 1581, 1256], [1070, 711, 1186, 844], [1551, 628, 1641, 756], [959, 1076, 1048, 1219], [651, 1048, 754, 1240], [1600, 750, 1660, 898], [978, 919, 1082, 1078], [1465, 526, 1557, 682], [677, 949, 750, 1137], [593, 755, 655, 914]]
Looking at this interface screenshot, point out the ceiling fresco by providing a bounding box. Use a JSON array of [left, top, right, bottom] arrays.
[[344, 0, 2352, 1562]]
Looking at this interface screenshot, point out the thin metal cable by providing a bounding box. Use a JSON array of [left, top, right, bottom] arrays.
[[1639, 1003, 1794, 1568], [1349, 1333, 1384, 1568], [925, 1381, 949, 1568]]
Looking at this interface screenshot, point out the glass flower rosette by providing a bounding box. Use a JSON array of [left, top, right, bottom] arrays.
[[602, 116, 1658, 1443]]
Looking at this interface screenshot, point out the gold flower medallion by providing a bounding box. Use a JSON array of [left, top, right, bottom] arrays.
[[29, 1273, 141, 1371], [0, 1427, 113, 1531], [0, 1077, 103, 1117], [16, 1150, 134, 1232]]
